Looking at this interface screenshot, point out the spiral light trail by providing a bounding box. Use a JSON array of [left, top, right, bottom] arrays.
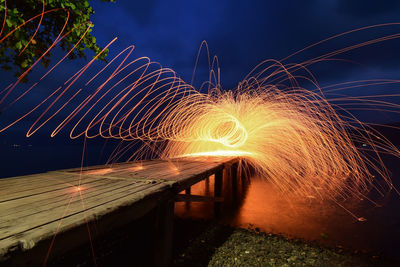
[[1, 2, 400, 208]]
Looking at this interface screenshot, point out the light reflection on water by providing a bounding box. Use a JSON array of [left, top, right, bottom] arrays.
[[175, 163, 400, 260], [2, 143, 399, 259]]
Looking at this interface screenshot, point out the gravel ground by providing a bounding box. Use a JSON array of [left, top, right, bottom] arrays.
[[44, 215, 397, 266], [173, 222, 397, 267]]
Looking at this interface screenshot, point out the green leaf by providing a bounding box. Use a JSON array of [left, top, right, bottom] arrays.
[[21, 60, 28, 68], [15, 41, 23, 50], [5, 19, 13, 28], [0, 0, 111, 82]]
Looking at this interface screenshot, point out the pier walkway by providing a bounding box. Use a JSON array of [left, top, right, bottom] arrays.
[[0, 156, 238, 266]]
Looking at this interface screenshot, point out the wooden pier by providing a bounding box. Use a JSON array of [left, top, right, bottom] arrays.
[[0, 156, 238, 266]]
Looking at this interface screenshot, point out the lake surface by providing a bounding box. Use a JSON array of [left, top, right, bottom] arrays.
[[175, 154, 400, 260], [1, 136, 399, 260]]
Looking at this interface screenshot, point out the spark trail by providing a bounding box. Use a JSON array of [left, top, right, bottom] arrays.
[[1, 3, 400, 206]]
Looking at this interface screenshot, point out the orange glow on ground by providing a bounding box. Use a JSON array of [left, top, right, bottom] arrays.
[[72, 186, 83, 193], [130, 165, 144, 171], [171, 167, 180, 174], [84, 168, 113, 175]]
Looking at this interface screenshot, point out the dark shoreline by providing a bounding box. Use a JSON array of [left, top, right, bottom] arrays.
[[173, 218, 397, 267], [43, 216, 398, 266]]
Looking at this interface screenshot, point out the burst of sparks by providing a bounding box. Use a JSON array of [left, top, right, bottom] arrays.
[[2, 3, 400, 265], [1, 3, 400, 204], [177, 150, 254, 158]]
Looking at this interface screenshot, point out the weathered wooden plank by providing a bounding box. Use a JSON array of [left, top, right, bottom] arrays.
[[54, 158, 166, 173], [0, 159, 169, 188], [0, 179, 132, 219], [0, 175, 110, 202], [106, 161, 216, 181], [0, 156, 238, 264], [0, 159, 228, 207], [0, 181, 166, 238], [0, 182, 171, 261], [54, 158, 203, 177], [0, 160, 156, 189], [89, 161, 201, 180], [0, 170, 113, 193], [0, 161, 196, 200], [0, 158, 231, 231]]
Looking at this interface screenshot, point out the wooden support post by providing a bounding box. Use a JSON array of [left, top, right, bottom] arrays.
[[231, 163, 238, 204], [184, 186, 192, 208], [154, 200, 174, 267], [214, 169, 223, 197], [214, 168, 223, 217], [205, 176, 210, 195], [185, 187, 191, 195], [231, 163, 238, 189]]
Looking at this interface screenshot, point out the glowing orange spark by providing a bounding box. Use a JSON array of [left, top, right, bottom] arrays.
[[0, 7, 400, 205], [130, 165, 144, 171], [84, 168, 113, 176]]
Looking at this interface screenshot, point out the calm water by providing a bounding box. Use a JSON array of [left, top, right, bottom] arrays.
[[1, 136, 399, 260], [0, 136, 120, 178], [175, 155, 400, 260]]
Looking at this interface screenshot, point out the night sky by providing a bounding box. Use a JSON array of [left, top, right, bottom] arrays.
[[2, 0, 400, 123], [88, 0, 400, 90], [91, 0, 400, 123], [1, 2, 400, 263], [1, 0, 400, 176]]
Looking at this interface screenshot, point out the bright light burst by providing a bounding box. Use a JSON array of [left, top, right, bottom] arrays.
[[0, 4, 400, 205], [159, 81, 400, 201]]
